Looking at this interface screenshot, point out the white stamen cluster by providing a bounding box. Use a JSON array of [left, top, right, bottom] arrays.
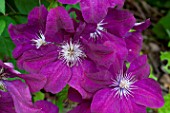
[[32, 31, 48, 49], [110, 71, 137, 99], [90, 20, 107, 39], [59, 41, 86, 67]]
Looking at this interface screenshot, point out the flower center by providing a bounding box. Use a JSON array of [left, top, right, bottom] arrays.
[[32, 31, 48, 49], [119, 79, 130, 89], [110, 71, 136, 99], [90, 20, 107, 39], [59, 41, 86, 67]]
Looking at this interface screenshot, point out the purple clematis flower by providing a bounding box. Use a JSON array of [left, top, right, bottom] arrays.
[[79, 55, 164, 113], [8, 5, 58, 74], [9, 5, 128, 97], [73, 8, 150, 62], [0, 60, 58, 113], [76, 8, 136, 41], [58, 0, 125, 23]]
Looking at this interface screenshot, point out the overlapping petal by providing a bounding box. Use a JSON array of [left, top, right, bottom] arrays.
[[4, 80, 42, 113], [133, 78, 164, 108], [40, 61, 71, 94], [17, 73, 47, 93], [127, 55, 150, 80], [35, 100, 59, 113], [45, 6, 74, 43]]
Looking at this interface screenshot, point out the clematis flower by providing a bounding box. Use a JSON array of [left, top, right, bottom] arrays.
[[79, 55, 164, 113], [73, 8, 150, 62], [75, 8, 136, 41], [8, 5, 58, 73], [58, 0, 125, 23], [0, 60, 58, 113], [9, 5, 128, 97]]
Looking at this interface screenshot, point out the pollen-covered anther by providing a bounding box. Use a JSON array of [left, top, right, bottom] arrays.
[[110, 71, 137, 99], [32, 31, 48, 49], [90, 20, 107, 39], [59, 41, 86, 67]]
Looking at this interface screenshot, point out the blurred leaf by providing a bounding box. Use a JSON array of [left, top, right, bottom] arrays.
[[48, 1, 59, 10], [14, 0, 39, 14], [55, 86, 68, 113], [12, 15, 27, 24], [158, 94, 170, 113], [147, 0, 170, 8], [160, 51, 170, 74], [65, 4, 80, 10], [0, 36, 15, 60], [168, 42, 170, 47], [0, 0, 5, 15], [0, 19, 6, 36], [153, 11, 170, 39], [0, 16, 16, 37], [33, 91, 45, 102]]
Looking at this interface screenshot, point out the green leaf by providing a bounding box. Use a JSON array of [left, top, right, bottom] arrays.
[[168, 41, 170, 47], [14, 0, 39, 14], [65, 4, 80, 10], [33, 91, 45, 102], [55, 86, 68, 113], [48, 1, 59, 10], [0, 36, 15, 60], [0, 16, 16, 37], [0, 0, 5, 15], [149, 66, 158, 81], [158, 94, 170, 113], [0, 19, 6, 36], [153, 11, 170, 39], [160, 51, 170, 74]]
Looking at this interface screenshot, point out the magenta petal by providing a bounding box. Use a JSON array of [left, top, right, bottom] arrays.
[[0, 91, 15, 113], [85, 36, 127, 68], [17, 45, 58, 73], [45, 6, 74, 43], [17, 74, 47, 93], [132, 103, 146, 113], [58, 0, 81, 4], [68, 87, 83, 103], [12, 44, 32, 59], [91, 88, 120, 113], [127, 55, 150, 80], [108, 0, 125, 8], [81, 69, 112, 94], [40, 61, 71, 94], [28, 5, 48, 32], [133, 78, 164, 108], [80, 0, 109, 23], [68, 64, 93, 99], [134, 19, 151, 32], [35, 100, 59, 113], [125, 32, 143, 62], [68, 100, 91, 113], [4, 80, 41, 113], [104, 9, 136, 37], [120, 98, 146, 113]]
